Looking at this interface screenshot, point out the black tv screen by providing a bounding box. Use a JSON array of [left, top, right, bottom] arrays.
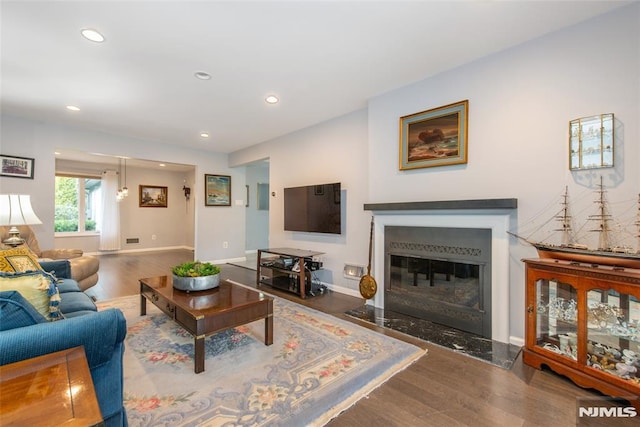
[[284, 183, 341, 234]]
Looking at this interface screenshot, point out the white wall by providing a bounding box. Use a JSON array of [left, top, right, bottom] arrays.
[[114, 166, 195, 252], [2, 4, 638, 343], [232, 4, 640, 340], [230, 109, 371, 296], [54, 158, 195, 253], [0, 116, 245, 263], [368, 4, 639, 340]]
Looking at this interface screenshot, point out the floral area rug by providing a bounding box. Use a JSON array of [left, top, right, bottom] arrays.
[[97, 289, 426, 427]]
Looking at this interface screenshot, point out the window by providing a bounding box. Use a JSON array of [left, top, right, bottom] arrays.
[[55, 175, 102, 233]]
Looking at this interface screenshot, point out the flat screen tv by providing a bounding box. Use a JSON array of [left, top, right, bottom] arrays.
[[284, 182, 341, 234]]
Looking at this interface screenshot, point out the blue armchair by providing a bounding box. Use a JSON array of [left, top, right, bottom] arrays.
[[0, 295, 128, 426]]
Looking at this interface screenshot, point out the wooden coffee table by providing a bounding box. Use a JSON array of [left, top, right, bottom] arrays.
[[139, 276, 273, 373]]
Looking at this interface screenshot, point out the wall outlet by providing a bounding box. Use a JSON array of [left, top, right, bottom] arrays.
[[152, 234, 157, 240], [223, 241, 228, 248]]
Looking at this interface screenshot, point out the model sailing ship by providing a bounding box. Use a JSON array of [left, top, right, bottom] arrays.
[[511, 177, 640, 269]]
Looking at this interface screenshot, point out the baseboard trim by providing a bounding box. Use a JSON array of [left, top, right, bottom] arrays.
[[211, 256, 248, 265], [509, 336, 525, 347], [325, 282, 361, 299], [90, 245, 194, 256]]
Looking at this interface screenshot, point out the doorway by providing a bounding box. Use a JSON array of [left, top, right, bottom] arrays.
[[245, 160, 270, 255]]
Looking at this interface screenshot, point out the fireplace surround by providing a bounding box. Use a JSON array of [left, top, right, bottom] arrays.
[[365, 198, 517, 344]]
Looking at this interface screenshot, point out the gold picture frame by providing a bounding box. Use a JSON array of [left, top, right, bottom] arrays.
[[399, 100, 468, 170], [569, 113, 614, 170], [139, 185, 168, 208]]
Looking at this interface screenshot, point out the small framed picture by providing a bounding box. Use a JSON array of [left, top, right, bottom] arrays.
[[399, 100, 468, 170], [205, 174, 231, 206], [0, 154, 35, 179], [139, 185, 168, 208]]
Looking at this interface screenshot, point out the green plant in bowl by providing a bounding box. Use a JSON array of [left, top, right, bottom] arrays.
[[172, 261, 220, 277], [172, 261, 221, 291]]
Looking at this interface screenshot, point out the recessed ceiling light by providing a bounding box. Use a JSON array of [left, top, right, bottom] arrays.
[[159, 163, 166, 167], [54, 151, 61, 155], [66, 105, 80, 111], [265, 95, 279, 104], [200, 132, 209, 138], [81, 28, 105, 43], [194, 71, 211, 80]]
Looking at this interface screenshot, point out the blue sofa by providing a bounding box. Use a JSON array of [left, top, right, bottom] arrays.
[[0, 260, 127, 426], [40, 259, 102, 317]]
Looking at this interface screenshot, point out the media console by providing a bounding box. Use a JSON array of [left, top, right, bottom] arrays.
[[256, 248, 324, 298]]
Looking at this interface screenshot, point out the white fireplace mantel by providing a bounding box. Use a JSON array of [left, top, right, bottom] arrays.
[[366, 199, 517, 344]]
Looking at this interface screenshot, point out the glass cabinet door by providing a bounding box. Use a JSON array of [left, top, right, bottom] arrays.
[[586, 288, 640, 384], [569, 113, 614, 170], [535, 278, 578, 360]]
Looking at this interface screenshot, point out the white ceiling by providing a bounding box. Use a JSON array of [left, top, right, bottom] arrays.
[[1, 0, 630, 158]]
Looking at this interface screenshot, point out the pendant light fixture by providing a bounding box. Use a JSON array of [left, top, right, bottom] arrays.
[[116, 158, 123, 201], [116, 157, 129, 202], [122, 158, 128, 197]]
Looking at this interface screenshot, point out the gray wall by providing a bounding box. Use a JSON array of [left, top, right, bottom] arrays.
[[245, 162, 269, 251], [54, 158, 196, 253], [230, 4, 640, 343], [0, 117, 246, 264], [1, 4, 638, 344]]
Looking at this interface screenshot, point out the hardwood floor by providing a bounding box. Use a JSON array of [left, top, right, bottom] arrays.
[[89, 249, 634, 426]]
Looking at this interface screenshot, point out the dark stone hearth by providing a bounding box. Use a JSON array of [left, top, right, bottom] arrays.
[[346, 305, 521, 369], [363, 198, 517, 211]]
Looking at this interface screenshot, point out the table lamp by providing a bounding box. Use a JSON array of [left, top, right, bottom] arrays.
[[0, 194, 43, 247]]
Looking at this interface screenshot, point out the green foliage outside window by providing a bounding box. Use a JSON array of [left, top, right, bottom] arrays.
[[55, 177, 78, 231], [54, 176, 100, 232]]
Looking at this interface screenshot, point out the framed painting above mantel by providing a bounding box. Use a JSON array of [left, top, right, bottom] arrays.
[[399, 100, 468, 170]]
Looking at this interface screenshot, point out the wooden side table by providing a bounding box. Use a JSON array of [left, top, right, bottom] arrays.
[[0, 346, 103, 426]]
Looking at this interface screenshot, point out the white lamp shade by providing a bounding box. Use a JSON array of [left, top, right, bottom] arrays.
[[0, 194, 43, 226]]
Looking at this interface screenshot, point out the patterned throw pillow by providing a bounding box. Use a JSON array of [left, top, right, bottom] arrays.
[[0, 270, 62, 321], [0, 247, 42, 272]]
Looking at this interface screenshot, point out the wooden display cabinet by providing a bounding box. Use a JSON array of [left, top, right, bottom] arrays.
[[523, 258, 640, 406]]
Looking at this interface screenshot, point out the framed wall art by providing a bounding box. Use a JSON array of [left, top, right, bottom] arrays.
[[205, 174, 231, 206], [399, 100, 468, 170], [257, 183, 269, 211], [139, 185, 168, 208], [0, 154, 35, 179]]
